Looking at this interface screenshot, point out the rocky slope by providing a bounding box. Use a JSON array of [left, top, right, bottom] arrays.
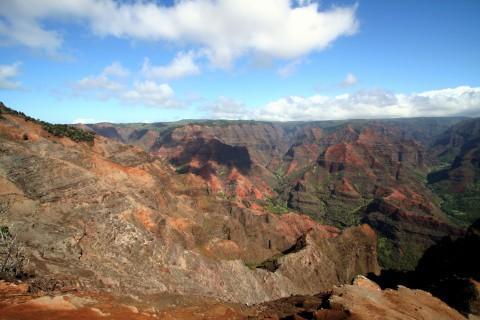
[[0, 103, 379, 305], [0, 276, 469, 320], [84, 117, 467, 270]]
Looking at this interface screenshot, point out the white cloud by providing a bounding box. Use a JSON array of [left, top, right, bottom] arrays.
[[75, 75, 124, 92], [142, 51, 200, 79], [74, 62, 128, 93], [103, 62, 129, 78], [122, 80, 180, 108], [0, 17, 61, 54], [0, 62, 22, 90], [205, 86, 480, 121], [206, 97, 250, 119], [73, 63, 181, 108], [341, 73, 358, 87], [277, 59, 303, 78], [0, 0, 358, 66]]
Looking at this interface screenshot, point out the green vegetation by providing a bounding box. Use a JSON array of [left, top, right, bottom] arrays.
[[323, 200, 363, 228], [432, 182, 480, 226], [377, 235, 427, 271], [330, 208, 360, 227], [265, 197, 289, 215], [412, 169, 428, 184], [175, 164, 190, 174], [427, 160, 480, 226], [215, 180, 238, 201], [217, 167, 227, 177], [0, 226, 8, 235], [397, 242, 425, 271], [272, 168, 288, 194], [217, 191, 236, 201], [42, 123, 95, 143], [217, 191, 228, 200], [0, 102, 95, 144], [437, 151, 458, 164], [244, 253, 283, 271], [244, 261, 258, 270], [377, 236, 396, 269], [273, 168, 286, 182]]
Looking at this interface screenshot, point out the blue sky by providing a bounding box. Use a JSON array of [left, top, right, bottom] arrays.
[[0, 0, 479, 123]]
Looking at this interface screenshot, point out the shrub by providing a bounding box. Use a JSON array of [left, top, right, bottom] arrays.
[[0, 226, 29, 280], [377, 235, 396, 269], [265, 197, 289, 215], [175, 164, 190, 174], [41, 123, 95, 143]]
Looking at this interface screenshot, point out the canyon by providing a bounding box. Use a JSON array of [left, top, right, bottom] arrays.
[[83, 116, 476, 270], [1, 102, 479, 319]]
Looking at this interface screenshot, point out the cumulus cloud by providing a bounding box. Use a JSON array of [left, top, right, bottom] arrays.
[[205, 97, 250, 119], [122, 81, 179, 108], [341, 73, 358, 87], [277, 59, 304, 78], [75, 76, 124, 92], [102, 62, 129, 78], [73, 63, 181, 108], [142, 51, 200, 79], [74, 62, 128, 93], [0, 62, 22, 90], [206, 86, 480, 121], [0, 0, 358, 66]]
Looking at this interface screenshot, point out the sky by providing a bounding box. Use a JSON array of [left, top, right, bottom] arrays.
[[0, 0, 479, 123]]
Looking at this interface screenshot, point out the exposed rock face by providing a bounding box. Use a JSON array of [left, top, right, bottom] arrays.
[[251, 276, 466, 320], [0, 105, 379, 305], [329, 282, 466, 320], [85, 118, 466, 270]]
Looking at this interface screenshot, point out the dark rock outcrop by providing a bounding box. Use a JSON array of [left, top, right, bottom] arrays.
[[369, 219, 480, 316]]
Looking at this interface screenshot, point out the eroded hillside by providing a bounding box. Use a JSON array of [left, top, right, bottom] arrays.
[[0, 103, 379, 305]]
